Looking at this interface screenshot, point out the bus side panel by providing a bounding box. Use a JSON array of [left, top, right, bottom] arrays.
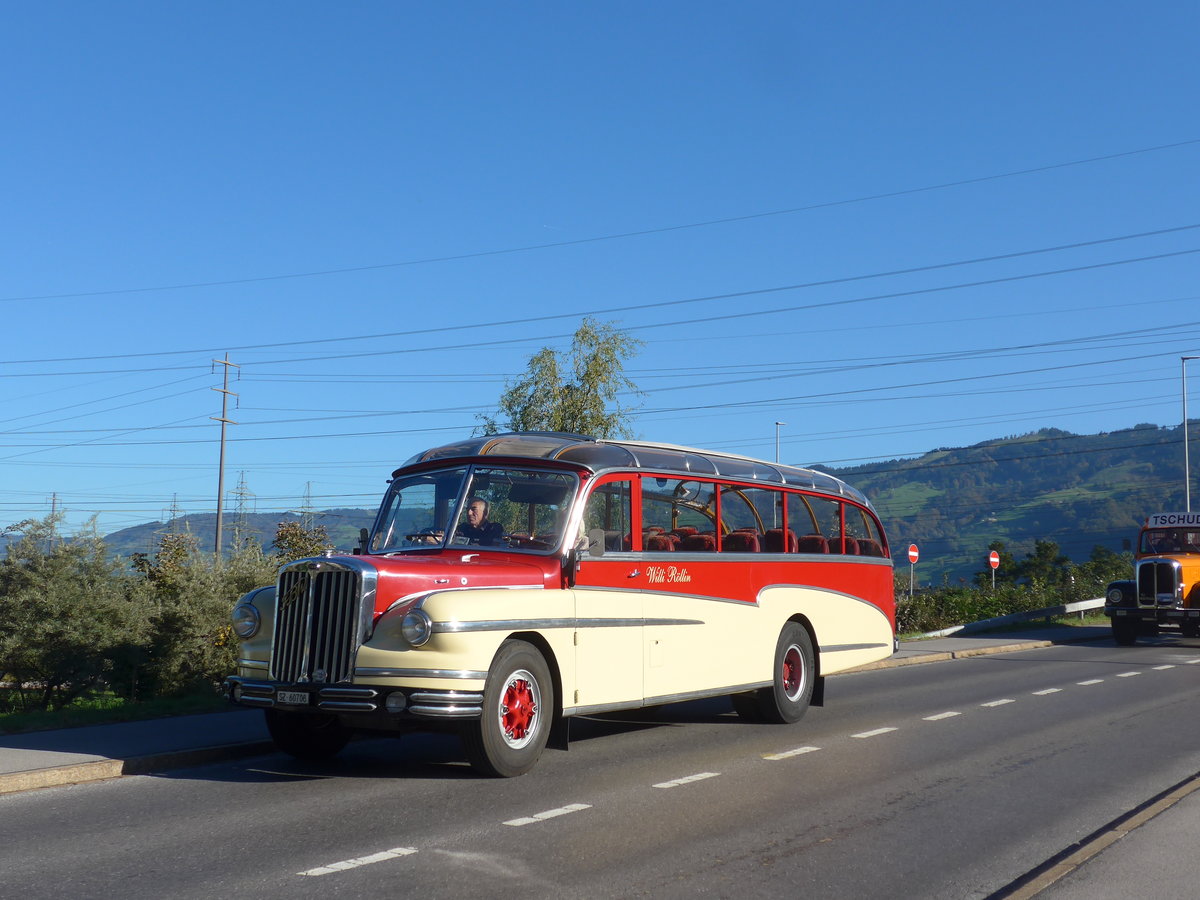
[[358, 588, 579, 695], [571, 588, 644, 712], [758, 585, 895, 675]]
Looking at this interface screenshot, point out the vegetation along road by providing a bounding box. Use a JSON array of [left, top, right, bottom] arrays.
[[3, 634, 1199, 899]]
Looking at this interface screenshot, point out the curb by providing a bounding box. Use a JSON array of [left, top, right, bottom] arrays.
[[0, 740, 275, 797]]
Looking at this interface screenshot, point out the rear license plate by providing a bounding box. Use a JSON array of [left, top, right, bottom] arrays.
[[276, 691, 310, 706]]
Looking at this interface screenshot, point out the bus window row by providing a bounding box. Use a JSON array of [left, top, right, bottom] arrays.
[[583, 475, 887, 558]]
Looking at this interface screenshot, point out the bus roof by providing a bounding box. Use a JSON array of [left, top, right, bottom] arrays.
[[398, 432, 873, 509]]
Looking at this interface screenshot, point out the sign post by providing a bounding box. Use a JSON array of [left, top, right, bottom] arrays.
[[988, 549, 1000, 590], [907, 544, 919, 600]]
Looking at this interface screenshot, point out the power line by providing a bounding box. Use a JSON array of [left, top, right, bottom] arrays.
[[4, 139, 1196, 306]]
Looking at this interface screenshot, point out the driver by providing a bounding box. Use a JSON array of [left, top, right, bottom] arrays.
[[458, 497, 504, 546]]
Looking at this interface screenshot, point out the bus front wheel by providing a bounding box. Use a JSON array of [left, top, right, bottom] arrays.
[[1112, 617, 1139, 646], [735, 622, 815, 725], [265, 709, 351, 761], [463, 640, 554, 777]]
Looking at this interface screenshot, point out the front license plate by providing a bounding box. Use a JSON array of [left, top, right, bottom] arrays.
[[276, 691, 310, 706]]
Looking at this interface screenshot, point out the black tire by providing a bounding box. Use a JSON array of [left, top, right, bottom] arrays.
[[734, 622, 815, 725], [463, 640, 554, 777], [265, 709, 351, 761], [1112, 617, 1139, 647]]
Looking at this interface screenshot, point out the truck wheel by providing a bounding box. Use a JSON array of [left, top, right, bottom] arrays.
[[1112, 617, 1139, 647], [463, 640, 554, 777], [735, 622, 815, 725], [265, 709, 351, 761]]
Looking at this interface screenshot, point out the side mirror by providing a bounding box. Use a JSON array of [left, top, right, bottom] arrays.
[[354, 527, 370, 555]]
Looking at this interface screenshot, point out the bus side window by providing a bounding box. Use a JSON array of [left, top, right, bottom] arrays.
[[847, 506, 885, 557], [790, 493, 841, 552], [583, 479, 633, 552]]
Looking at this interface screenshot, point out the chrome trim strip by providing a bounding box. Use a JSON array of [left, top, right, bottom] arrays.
[[237, 658, 270, 670], [354, 667, 488, 680], [385, 583, 545, 615], [319, 687, 378, 699], [823, 642, 891, 652], [409, 691, 484, 704], [429, 616, 704, 633], [318, 700, 377, 712], [408, 705, 482, 718]]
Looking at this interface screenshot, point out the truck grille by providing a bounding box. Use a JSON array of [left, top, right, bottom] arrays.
[[1138, 560, 1182, 606], [271, 561, 370, 684]]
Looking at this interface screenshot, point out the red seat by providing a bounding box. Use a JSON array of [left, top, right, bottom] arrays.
[[764, 529, 798, 553], [680, 533, 716, 552], [796, 535, 829, 554], [646, 534, 675, 552], [722, 531, 760, 552]]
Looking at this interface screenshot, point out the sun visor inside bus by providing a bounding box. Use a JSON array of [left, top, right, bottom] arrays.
[[507, 482, 571, 505]]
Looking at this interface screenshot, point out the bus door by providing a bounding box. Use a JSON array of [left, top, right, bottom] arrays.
[[571, 476, 644, 711]]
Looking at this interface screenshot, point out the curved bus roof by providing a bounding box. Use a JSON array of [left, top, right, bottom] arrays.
[[398, 432, 875, 510]]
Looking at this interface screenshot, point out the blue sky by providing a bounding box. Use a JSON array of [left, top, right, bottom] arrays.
[[3, 2, 1199, 539]]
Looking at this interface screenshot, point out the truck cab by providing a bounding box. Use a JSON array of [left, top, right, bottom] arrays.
[[1105, 512, 1200, 645]]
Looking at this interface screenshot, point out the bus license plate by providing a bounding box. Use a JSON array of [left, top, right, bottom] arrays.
[[276, 691, 310, 706]]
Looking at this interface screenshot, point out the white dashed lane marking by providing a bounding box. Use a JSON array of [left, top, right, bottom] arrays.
[[1078, 679, 1104, 685], [923, 711, 961, 721], [503, 803, 591, 826], [653, 772, 720, 789], [1154, 665, 1176, 670], [852, 727, 897, 739], [763, 746, 820, 761], [1116, 671, 1142, 678], [981, 699, 1015, 707], [1033, 688, 1062, 695], [298, 847, 417, 877]]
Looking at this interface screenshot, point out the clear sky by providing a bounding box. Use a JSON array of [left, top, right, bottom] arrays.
[[3, 1, 1198, 539]]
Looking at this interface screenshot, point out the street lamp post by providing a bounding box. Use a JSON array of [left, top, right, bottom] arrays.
[[1185, 357, 1199, 512], [774, 421, 785, 463]]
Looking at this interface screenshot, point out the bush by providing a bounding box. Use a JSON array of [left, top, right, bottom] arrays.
[[0, 517, 148, 712]]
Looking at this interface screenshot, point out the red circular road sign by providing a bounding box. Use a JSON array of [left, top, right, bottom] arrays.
[[988, 550, 1000, 569], [907, 544, 919, 564]]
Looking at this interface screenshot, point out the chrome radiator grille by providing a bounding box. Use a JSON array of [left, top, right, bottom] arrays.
[[271, 563, 366, 684], [1138, 560, 1181, 606]]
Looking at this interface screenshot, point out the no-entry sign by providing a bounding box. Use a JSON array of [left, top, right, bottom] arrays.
[[907, 544, 919, 564], [989, 550, 1000, 569]]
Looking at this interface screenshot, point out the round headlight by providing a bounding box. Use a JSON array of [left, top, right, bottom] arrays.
[[1106, 587, 1124, 605], [231, 603, 261, 638], [401, 609, 433, 646]]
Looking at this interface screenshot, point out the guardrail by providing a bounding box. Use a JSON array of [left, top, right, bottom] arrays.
[[921, 597, 1106, 638]]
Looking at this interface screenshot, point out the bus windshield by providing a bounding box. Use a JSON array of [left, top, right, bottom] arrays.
[[1140, 528, 1200, 555], [371, 466, 577, 554]]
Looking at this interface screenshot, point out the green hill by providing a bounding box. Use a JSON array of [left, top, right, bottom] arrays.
[[826, 422, 1192, 582]]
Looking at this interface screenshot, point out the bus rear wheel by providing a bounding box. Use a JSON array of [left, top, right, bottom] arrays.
[[735, 622, 815, 725], [463, 640, 554, 777]]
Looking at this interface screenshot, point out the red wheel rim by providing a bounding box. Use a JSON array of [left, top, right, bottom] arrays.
[[781, 644, 805, 701], [499, 669, 540, 748]]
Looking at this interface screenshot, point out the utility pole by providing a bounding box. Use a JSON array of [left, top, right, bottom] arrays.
[[212, 354, 239, 561], [1185, 357, 1198, 512]]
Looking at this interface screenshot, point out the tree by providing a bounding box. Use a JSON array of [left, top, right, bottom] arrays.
[[1016, 539, 1072, 586], [478, 317, 643, 439], [272, 520, 333, 563], [972, 540, 1017, 588]]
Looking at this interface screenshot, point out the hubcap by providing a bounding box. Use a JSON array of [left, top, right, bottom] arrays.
[[499, 669, 540, 748], [781, 644, 805, 701]]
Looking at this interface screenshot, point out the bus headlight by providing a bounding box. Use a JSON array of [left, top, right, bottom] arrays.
[[401, 609, 433, 646], [1106, 587, 1124, 605], [231, 603, 261, 638]]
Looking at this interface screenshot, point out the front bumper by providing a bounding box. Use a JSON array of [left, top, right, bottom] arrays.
[[223, 676, 483, 719], [1104, 607, 1200, 624]]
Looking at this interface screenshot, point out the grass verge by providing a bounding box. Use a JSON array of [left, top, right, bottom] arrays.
[[0, 691, 229, 735]]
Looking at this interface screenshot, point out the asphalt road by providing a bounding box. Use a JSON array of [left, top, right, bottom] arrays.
[[3, 636, 1200, 899]]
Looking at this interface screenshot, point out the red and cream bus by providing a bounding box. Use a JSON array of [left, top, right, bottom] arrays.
[[225, 432, 895, 776]]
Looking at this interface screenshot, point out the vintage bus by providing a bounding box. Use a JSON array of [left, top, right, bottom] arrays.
[[225, 432, 895, 776], [1105, 511, 1200, 645]]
